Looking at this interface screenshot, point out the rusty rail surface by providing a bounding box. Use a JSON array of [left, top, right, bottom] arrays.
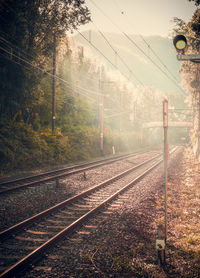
[[0, 147, 178, 278], [0, 149, 151, 195]]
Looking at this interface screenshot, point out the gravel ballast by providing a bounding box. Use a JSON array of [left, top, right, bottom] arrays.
[[17, 147, 189, 278], [2, 147, 198, 278], [0, 151, 160, 232]]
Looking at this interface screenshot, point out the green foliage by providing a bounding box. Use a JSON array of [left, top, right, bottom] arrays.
[[0, 115, 144, 174], [0, 120, 48, 170], [173, 9, 200, 158], [0, 1, 161, 173], [0, 0, 90, 122], [83, 246, 149, 277], [188, 0, 200, 6], [0, 120, 85, 172]]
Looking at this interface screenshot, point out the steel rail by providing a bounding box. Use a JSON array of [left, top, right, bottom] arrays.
[[0, 147, 178, 278], [0, 152, 162, 239], [0, 150, 151, 187], [0, 150, 152, 195]]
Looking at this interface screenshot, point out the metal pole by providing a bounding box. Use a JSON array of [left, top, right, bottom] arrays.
[[164, 125, 168, 242], [195, 64, 200, 132], [119, 91, 122, 133], [52, 34, 56, 135], [199, 92, 200, 132], [163, 99, 168, 244], [99, 67, 104, 155]]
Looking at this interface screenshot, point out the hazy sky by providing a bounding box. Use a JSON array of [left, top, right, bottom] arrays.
[[79, 0, 197, 37]]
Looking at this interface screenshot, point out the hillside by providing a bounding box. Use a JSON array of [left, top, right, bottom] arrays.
[[72, 31, 183, 94]]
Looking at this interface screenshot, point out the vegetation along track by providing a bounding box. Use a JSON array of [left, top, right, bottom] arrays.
[[0, 150, 152, 195], [0, 147, 177, 277]]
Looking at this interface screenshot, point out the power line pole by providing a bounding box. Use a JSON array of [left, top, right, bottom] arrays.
[[163, 99, 168, 264], [157, 99, 168, 266], [52, 34, 56, 135], [99, 66, 104, 155], [197, 65, 200, 132], [119, 90, 122, 133]]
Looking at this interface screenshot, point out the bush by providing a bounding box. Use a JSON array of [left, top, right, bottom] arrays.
[[0, 120, 145, 175], [0, 121, 49, 170]]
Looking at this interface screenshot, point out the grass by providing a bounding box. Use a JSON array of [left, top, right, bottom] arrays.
[[165, 148, 200, 277]]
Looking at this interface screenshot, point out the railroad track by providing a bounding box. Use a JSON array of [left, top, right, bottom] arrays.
[[0, 148, 177, 278], [0, 150, 151, 195]]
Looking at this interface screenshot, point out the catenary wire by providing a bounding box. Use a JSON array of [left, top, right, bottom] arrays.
[[0, 2, 137, 115], [112, 0, 179, 83], [88, 0, 188, 95], [77, 30, 141, 86], [0, 45, 99, 100], [90, 21, 144, 86], [0, 45, 125, 112]]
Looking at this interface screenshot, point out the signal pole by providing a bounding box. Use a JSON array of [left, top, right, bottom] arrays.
[[163, 99, 168, 246], [197, 65, 200, 132], [119, 91, 122, 133], [156, 99, 168, 265], [52, 34, 56, 135], [99, 67, 104, 155]]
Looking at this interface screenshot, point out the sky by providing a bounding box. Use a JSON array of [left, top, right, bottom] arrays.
[[79, 0, 197, 37], [73, 0, 198, 94]]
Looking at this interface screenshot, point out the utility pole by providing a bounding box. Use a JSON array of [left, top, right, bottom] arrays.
[[162, 99, 168, 265], [199, 92, 200, 131], [197, 65, 200, 132], [89, 30, 91, 43], [99, 67, 104, 155], [156, 99, 168, 265], [119, 91, 122, 133], [163, 99, 168, 245], [52, 34, 56, 135]]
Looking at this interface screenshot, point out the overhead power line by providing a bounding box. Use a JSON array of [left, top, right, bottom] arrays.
[[0, 44, 99, 99], [77, 30, 139, 85], [88, 0, 188, 95], [139, 35, 179, 83], [0, 34, 36, 61], [0, 44, 126, 111], [122, 32, 187, 95], [0, 2, 135, 118], [90, 21, 144, 86], [104, 110, 132, 118], [111, 0, 179, 83], [0, 32, 104, 85]]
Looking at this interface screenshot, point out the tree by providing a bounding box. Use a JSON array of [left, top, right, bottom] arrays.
[[173, 9, 200, 158], [188, 0, 200, 6], [0, 0, 90, 122]]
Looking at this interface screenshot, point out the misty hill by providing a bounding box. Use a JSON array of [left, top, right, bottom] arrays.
[[72, 31, 183, 94]]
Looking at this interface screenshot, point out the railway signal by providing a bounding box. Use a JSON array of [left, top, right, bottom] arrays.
[[173, 34, 200, 62], [173, 34, 200, 148], [173, 34, 187, 54]]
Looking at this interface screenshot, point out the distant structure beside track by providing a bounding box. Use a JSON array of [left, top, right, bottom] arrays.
[[142, 122, 193, 128]]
